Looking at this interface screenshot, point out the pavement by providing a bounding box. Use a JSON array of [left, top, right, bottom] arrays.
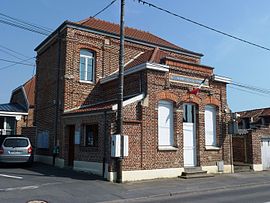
[[0, 163, 269, 203]]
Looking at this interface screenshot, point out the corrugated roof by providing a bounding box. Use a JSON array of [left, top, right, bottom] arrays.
[[0, 103, 27, 113]]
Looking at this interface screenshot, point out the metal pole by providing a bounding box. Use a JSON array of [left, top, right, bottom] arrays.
[[116, 0, 125, 183]]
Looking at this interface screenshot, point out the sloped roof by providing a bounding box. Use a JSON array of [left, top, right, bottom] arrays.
[[64, 102, 114, 115], [125, 47, 165, 70], [74, 18, 202, 56], [0, 103, 27, 113], [23, 75, 36, 107]]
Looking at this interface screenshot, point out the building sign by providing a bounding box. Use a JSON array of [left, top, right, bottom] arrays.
[[170, 73, 209, 87]]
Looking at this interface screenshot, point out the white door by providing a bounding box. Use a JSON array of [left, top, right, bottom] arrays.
[[183, 104, 196, 167], [261, 138, 270, 170]]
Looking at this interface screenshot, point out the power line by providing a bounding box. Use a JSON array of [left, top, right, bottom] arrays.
[[91, 0, 118, 18], [0, 58, 35, 67], [135, 0, 270, 52], [228, 86, 270, 98], [0, 12, 52, 34], [0, 48, 26, 61], [231, 81, 270, 95], [0, 44, 31, 59], [0, 18, 50, 36]]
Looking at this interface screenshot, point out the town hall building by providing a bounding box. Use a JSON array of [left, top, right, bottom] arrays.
[[34, 18, 232, 181]]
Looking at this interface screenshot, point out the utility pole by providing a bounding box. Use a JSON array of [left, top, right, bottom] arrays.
[[116, 0, 125, 183]]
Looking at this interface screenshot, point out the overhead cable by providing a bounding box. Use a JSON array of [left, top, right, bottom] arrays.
[[135, 0, 270, 52]]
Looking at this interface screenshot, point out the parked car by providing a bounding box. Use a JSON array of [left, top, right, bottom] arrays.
[[0, 137, 34, 165]]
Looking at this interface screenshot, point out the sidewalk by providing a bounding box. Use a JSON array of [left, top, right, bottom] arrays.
[[99, 171, 270, 202]]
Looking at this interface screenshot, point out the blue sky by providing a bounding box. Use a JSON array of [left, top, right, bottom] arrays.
[[1, 0, 270, 111]]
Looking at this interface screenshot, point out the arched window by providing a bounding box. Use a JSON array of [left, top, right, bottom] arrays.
[[204, 105, 217, 146], [80, 49, 95, 82], [158, 100, 174, 146]]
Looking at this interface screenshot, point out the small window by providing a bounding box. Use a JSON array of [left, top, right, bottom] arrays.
[[80, 49, 95, 82], [84, 124, 98, 147], [183, 104, 195, 123]]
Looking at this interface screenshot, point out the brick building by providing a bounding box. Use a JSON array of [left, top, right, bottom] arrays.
[[233, 108, 270, 171], [0, 76, 35, 136], [34, 18, 232, 181]]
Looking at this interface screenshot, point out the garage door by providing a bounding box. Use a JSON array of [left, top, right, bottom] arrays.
[[261, 138, 270, 170]]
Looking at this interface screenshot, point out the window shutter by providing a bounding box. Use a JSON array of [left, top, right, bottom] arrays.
[[158, 100, 174, 146], [205, 105, 216, 146]]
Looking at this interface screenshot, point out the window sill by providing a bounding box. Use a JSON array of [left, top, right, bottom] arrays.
[[79, 80, 95, 85], [205, 146, 220, 151], [158, 146, 178, 151]]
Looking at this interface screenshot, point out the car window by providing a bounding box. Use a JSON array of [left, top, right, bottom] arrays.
[[3, 139, 29, 147]]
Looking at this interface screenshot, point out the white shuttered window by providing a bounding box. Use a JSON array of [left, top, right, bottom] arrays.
[[158, 100, 174, 146], [204, 105, 216, 146]]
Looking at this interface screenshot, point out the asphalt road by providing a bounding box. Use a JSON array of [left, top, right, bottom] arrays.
[[128, 183, 270, 203], [0, 163, 270, 203]]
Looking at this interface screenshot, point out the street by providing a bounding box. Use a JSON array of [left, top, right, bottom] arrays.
[[0, 163, 270, 203]]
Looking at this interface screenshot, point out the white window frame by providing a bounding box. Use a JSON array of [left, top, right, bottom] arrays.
[[79, 50, 95, 83], [158, 100, 174, 147], [204, 105, 217, 146]]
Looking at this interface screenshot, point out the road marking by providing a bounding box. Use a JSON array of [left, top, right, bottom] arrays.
[[0, 173, 23, 179], [0, 185, 39, 192]]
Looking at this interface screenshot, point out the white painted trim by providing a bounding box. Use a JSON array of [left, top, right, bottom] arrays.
[[112, 93, 144, 111], [100, 62, 169, 84], [205, 146, 220, 150], [107, 172, 117, 182], [158, 146, 178, 151], [73, 160, 103, 176], [212, 74, 232, 84], [0, 112, 28, 116], [119, 168, 184, 182], [124, 52, 144, 67], [252, 164, 263, 171]]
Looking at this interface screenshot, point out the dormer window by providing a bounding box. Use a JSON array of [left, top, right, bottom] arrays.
[[80, 49, 95, 82]]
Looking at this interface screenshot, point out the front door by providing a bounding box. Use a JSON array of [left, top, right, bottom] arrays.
[[261, 138, 270, 170], [183, 104, 196, 167]]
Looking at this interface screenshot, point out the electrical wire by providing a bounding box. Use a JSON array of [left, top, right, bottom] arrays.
[[0, 18, 50, 36], [0, 57, 35, 69], [228, 86, 270, 98], [0, 12, 52, 33], [135, 0, 270, 52], [91, 0, 118, 18], [0, 44, 31, 59], [230, 81, 270, 95]]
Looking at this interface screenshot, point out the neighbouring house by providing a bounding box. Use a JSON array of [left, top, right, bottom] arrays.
[[0, 76, 35, 136], [34, 18, 232, 182], [233, 107, 270, 171]]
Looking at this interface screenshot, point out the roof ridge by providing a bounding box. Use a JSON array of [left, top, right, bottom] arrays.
[[237, 106, 270, 113]]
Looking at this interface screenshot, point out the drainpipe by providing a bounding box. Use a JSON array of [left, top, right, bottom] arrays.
[[53, 30, 62, 166], [103, 111, 108, 178]]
